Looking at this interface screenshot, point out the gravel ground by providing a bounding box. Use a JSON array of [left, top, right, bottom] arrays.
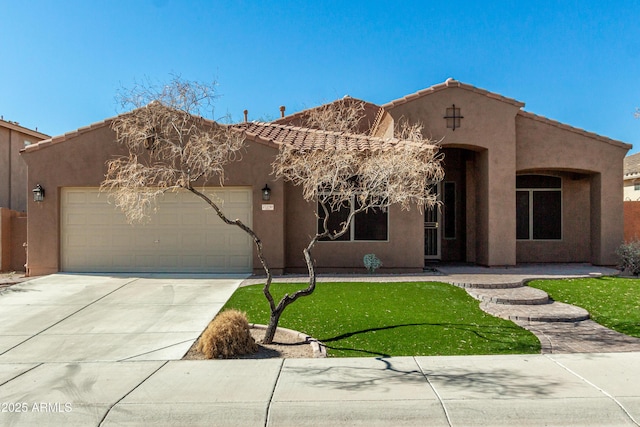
[[183, 325, 317, 360]]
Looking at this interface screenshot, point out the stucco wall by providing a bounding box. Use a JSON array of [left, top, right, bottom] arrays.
[[21, 124, 286, 276], [516, 172, 591, 263], [387, 86, 521, 266], [284, 181, 424, 273], [515, 114, 628, 265]]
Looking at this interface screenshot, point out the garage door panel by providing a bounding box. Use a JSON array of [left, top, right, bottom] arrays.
[[65, 234, 86, 247], [229, 190, 251, 204], [180, 255, 205, 268], [181, 212, 204, 226], [205, 256, 232, 272], [159, 230, 180, 244], [228, 235, 251, 250], [86, 213, 114, 226], [181, 234, 205, 249], [156, 254, 180, 268], [65, 191, 87, 204], [220, 211, 251, 224], [157, 213, 180, 225], [111, 232, 133, 246], [228, 255, 251, 269], [205, 213, 227, 226], [110, 213, 130, 226], [61, 188, 253, 273], [133, 234, 156, 248], [66, 213, 88, 226]]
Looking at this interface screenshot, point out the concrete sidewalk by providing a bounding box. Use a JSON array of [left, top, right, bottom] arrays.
[[1, 353, 638, 426]]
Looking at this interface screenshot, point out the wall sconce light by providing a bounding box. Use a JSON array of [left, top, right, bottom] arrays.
[[261, 184, 271, 201], [33, 184, 45, 202]]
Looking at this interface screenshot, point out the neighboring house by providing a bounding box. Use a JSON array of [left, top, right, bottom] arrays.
[[20, 79, 630, 276], [623, 152, 640, 241], [0, 118, 49, 211], [0, 119, 49, 271], [623, 152, 640, 201]]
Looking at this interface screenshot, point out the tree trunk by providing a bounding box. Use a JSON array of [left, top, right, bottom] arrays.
[[262, 234, 321, 343], [186, 186, 277, 339], [261, 209, 358, 344], [263, 306, 284, 344]]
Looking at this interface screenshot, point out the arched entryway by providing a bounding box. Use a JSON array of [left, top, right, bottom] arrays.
[[425, 147, 478, 264]]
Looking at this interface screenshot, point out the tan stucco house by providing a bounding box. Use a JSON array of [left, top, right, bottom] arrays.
[[0, 119, 49, 271], [20, 79, 630, 276]]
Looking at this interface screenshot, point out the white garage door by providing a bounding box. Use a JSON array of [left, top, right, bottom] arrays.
[[61, 188, 253, 273]]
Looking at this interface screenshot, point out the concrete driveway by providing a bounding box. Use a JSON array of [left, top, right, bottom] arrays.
[[0, 274, 247, 363]]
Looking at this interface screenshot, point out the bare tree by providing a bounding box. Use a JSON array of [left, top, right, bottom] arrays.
[[264, 115, 444, 343], [302, 97, 367, 133], [103, 79, 443, 346], [101, 76, 273, 294]]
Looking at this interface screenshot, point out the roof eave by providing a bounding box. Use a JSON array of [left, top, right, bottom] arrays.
[[0, 119, 50, 140], [382, 78, 525, 109], [518, 110, 632, 150]]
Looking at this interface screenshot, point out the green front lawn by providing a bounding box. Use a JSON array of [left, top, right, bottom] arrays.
[[528, 276, 640, 338], [223, 282, 540, 357]]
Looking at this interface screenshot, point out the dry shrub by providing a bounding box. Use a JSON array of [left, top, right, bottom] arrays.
[[196, 309, 258, 359]]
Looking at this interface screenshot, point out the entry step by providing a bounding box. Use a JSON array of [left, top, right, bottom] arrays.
[[451, 281, 523, 289], [467, 286, 549, 305], [480, 300, 590, 322]]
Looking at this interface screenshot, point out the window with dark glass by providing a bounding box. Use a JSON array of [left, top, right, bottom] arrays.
[[317, 202, 350, 241], [516, 175, 561, 240], [318, 198, 388, 241]]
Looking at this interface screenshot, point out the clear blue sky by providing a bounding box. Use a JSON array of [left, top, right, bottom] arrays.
[[2, 0, 639, 152]]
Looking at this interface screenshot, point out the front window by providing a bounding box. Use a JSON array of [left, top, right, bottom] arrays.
[[318, 197, 388, 241], [516, 175, 562, 240]]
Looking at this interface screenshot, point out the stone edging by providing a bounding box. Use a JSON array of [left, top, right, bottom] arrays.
[[249, 324, 327, 358]]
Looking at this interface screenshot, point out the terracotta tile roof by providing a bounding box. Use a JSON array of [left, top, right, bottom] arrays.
[[625, 152, 640, 177], [234, 122, 406, 151], [382, 78, 525, 109], [273, 96, 392, 138]]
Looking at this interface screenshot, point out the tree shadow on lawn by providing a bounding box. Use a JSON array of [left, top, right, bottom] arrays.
[[319, 322, 538, 357]]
